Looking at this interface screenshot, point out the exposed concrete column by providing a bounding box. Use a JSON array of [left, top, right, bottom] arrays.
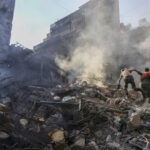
[[0, 0, 15, 50]]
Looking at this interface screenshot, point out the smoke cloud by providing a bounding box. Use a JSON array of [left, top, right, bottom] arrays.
[[56, 0, 150, 86]]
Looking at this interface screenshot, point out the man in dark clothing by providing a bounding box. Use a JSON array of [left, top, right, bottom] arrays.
[[135, 68, 150, 99]]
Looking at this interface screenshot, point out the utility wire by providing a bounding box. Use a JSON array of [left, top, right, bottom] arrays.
[[50, 0, 148, 25], [51, 0, 149, 21], [51, 0, 72, 12]]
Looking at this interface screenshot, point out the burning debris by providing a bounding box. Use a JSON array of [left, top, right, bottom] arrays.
[[0, 82, 150, 150]]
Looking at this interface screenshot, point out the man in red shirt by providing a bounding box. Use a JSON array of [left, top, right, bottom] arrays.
[[135, 68, 150, 100]]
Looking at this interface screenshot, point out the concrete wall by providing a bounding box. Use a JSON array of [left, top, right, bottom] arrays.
[[0, 0, 15, 50]]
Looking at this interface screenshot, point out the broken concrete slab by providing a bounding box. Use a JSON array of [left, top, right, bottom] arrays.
[[0, 103, 6, 111], [19, 118, 28, 127], [49, 129, 65, 143], [107, 142, 120, 150], [129, 111, 142, 128], [0, 131, 9, 139]]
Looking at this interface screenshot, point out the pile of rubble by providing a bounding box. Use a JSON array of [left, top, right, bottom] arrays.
[[0, 82, 150, 150]]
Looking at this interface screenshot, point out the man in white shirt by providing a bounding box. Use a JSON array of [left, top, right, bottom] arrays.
[[118, 68, 136, 95]]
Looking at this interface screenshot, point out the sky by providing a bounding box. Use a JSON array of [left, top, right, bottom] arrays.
[[10, 0, 150, 49]]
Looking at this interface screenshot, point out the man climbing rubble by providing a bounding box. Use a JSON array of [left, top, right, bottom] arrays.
[[134, 68, 150, 101], [117, 68, 140, 95]]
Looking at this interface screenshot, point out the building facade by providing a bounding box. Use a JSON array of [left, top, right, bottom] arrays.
[[34, 0, 120, 56]]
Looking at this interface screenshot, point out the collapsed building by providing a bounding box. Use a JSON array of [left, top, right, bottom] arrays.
[[0, 0, 65, 94], [1, 0, 150, 150], [1, 80, 150, 150]]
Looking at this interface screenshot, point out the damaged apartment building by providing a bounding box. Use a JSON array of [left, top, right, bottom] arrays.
[[34, 0, 120, 58]]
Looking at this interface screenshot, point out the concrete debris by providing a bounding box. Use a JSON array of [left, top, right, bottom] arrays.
[[53, 96, 61, 101], [74, 137, 85, 147], [49, 129, 65, 143], [19, 118, 28, 127], [129, 111, 142, 128], [0, 82, 150, 149], [0, 103, 6, 111], [107, 142, 120, 150], [106, 135, 112, 142], [88, 141, 99, 150], [62, 96, 76, 102], [0, 131, 10, 139], [51, 92, 55, 96]]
